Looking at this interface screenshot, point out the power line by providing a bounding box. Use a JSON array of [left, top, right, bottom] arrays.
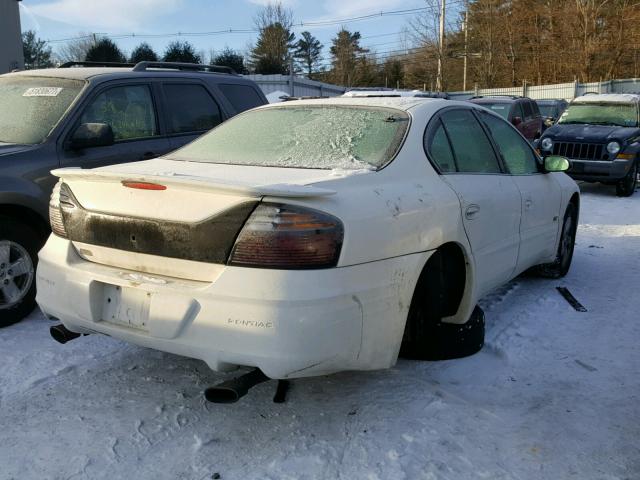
[[44, 6, 438, 44]]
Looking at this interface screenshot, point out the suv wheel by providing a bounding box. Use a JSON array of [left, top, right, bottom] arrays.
[[616, 160, 638, 197], [0, 217, 42, 327]]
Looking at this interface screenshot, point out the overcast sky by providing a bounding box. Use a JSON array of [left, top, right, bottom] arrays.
[[19, 0, 447, 64]]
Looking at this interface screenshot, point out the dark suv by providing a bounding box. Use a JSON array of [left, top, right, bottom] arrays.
[[538, 94, 640, 197], [0, 61, 267, 326], [468, 95, 543, 142]]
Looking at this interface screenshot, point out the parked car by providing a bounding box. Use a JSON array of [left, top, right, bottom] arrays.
[[37, 97, 579, 398], [538, 93, 640, 196], [468, 95, 543, 142], [536, 98, 568, 129], [0, 61, 267, 327]]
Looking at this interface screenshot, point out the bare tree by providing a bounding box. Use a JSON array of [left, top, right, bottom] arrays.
[[55, 33, 96, 63]]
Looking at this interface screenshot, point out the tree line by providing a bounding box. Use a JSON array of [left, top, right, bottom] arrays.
[[21, 0, 640, 91]]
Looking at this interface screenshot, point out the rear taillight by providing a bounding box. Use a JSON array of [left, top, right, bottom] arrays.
[[49, 181, 77, 238], [228, 203, 343, 269]]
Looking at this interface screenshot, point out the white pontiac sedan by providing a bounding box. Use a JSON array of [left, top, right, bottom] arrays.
[[37, 97, 579, 381]]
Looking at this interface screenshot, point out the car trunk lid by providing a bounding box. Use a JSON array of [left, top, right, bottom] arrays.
[[52, 160, 340, 281]]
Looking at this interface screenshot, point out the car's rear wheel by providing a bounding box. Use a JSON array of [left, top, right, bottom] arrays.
[[536, 203, 577, 279], [400, 250, 484, 361], [616, 160, 638, 197], [0, 217, 42, 327]]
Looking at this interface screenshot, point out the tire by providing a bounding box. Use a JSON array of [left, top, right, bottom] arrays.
[[0, 216, 44, 327], [615, 160, 638, 197], [400, 251, 484, 361], [536, 203, 577, 279]]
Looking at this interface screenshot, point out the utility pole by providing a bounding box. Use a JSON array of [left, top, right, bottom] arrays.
[[436, 0, 446, 92], [463, 7, 469, 91]]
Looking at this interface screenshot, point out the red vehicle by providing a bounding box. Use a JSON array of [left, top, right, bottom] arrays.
[[468, 95, 543, 142]]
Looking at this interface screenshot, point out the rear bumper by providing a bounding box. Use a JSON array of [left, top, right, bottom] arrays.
[[36, 235, 428, 378], [566, 158, 634, 182]]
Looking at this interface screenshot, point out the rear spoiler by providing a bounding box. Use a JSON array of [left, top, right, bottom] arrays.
[[51, 168, 336, 198]]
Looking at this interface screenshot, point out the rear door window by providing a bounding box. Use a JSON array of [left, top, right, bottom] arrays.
[[218, 84, 264, 113], [163, 83, 222, 134], [440, 109, 501, 173]]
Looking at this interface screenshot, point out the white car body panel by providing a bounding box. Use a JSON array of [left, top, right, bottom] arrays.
[[441, 174, 522, 296], [511, 173, 563, 272], [37, 98, 580, 378]]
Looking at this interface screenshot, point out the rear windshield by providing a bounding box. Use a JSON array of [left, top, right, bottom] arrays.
[[0, 76, 85, 144], [478, 103, 510, 120], [559, 103, 638, 127], [167, 105, 410, 170]]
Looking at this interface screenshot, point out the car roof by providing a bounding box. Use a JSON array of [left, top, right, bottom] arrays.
[[572, 93, 640, 104], [258, 96, 451, 112], [536, 99, 566, 103]]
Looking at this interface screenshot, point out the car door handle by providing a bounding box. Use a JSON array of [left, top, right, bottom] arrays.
[[525, 199, 533, 209], [140, 151, 156, 160], [465, 204, 480, 220]]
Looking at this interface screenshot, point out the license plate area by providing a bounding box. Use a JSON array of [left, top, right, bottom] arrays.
[[102, 284, 150, 331]]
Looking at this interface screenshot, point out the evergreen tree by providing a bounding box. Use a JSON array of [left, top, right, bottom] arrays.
[[163, 41, 201, 63], [293, 31, 323, 76], [329, 29, 368, 86], [250, 2, 295, 74], [129, 42, 158, 63], [85, 38, 126, 63], [213, 47, 246, 74], [22, 30, 54, 69]]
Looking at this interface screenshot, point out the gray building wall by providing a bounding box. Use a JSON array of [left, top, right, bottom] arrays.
[[0, 0, 24, 74]]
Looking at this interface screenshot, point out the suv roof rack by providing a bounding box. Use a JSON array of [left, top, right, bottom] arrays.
[[132, 61, 237, 75], [59, 61, 134, 68]]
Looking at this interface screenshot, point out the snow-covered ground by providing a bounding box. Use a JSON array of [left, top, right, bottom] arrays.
[[1, 182, 639, 480]]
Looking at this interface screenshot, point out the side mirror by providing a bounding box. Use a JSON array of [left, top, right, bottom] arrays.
[[544, 117, 555, 127], [69, 123, 114, 150], [544, 155, 570, 172], [512, 116, 522, 126]]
